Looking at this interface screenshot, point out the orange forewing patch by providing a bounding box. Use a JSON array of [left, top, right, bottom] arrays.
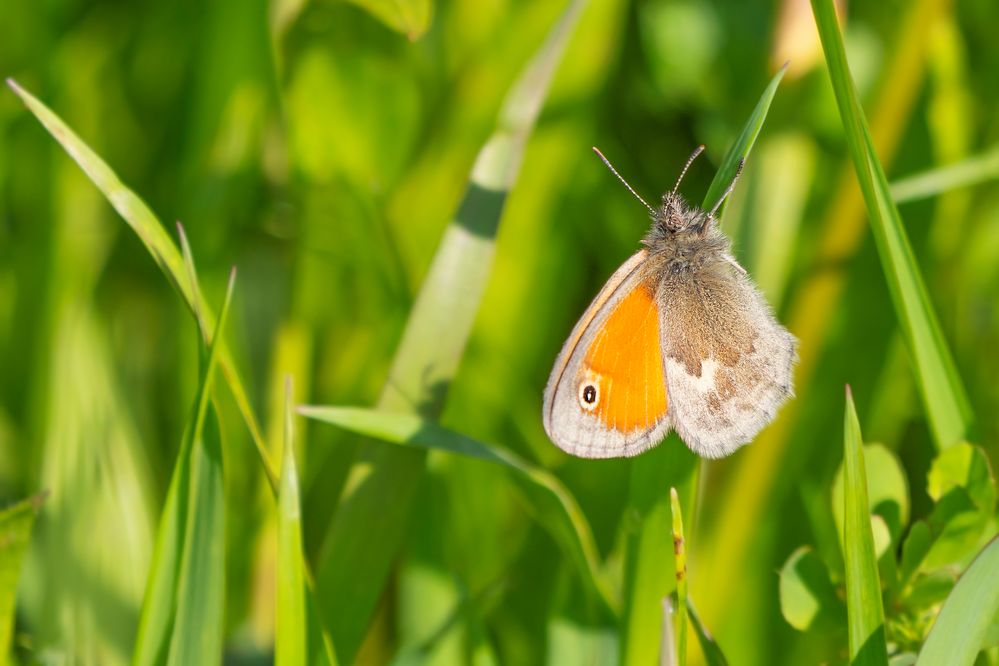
[[582, 283, 668, 432]]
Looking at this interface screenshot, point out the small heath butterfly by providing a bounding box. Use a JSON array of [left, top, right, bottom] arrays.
[[543, 147, 797, 459]]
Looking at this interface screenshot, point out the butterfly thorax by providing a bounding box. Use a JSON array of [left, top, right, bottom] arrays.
[[642, 193, 729, 277]]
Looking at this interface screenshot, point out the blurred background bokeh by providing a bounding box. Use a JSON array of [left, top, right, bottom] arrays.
[[1, 0, 997, 663]]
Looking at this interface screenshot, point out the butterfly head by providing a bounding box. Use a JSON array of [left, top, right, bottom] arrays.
[[655, 191, 710, 234]]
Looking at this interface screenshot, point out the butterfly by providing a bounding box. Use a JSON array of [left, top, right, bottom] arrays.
[[543, 146, 797, 459]]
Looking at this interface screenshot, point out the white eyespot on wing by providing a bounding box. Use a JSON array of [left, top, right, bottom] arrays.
[[660, 269, 797, 459]]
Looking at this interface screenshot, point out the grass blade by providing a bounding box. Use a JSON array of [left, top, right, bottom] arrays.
[[916, 535, 999, 666], [842, 387, 888, 666], [133, 270, 235, 666], [686, 601, 728, 666], [670, 488, 688, 666], [277, 378, 306, 666], [0, 494, 45, 661], [701, 63, 787, 213], [810, 0, 974, 448], [4, 78, 277, 491], [299, 405, 617, 617], [312, 2, 587, 660], [890, 145, 999, 203]]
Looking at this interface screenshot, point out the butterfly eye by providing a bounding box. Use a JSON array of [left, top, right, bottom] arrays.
[[579, 382, 599, 411]]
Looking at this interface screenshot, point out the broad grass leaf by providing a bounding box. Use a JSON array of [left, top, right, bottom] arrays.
[[916, 535, 999, 666], [779, 546, 845, 633], [299, 405, 616, 617]]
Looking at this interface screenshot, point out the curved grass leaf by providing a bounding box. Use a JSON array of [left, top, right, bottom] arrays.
[[277, 378, 306, 666], [133, 270, 235, 666], [4, 78, 277, 491], [299, 405, 617, 616], [702, 63, 787, 213], [0, 494, 46, 661], [312, 2, 587, 661], [842, 387, 888, 666], [622, 66, 785, 666], [810, 0, 974, 449], [916, 535, 999, 666]]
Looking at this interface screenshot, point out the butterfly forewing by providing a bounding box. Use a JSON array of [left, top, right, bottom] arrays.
[[543, 250, 672, 458]]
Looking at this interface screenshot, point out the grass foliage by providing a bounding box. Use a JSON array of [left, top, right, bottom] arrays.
[[1, 0, 998, 664]]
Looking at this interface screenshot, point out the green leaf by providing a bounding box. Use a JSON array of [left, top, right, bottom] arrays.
[[299, 405, 617, 617], [927, 443, 996, 512], [5, 78, 277, 492], [686, 600, 728, 666], [166, 404, 226, 666], [0, 494, 45, 661], [809, 0, 974, 449], [841, 387, 888, 666], [277, 378, 307, 666], [832, 444, 910, 548], [701, 63, 787, 214], [311, 2, 588, 661], [779, 546, 845, 633], [133, 270, 235, 666], [344, 0, 432, 40], [890, 145, 999, 203], [917, 536, 999, 666]]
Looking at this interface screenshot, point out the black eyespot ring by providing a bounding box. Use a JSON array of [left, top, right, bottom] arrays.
[[579, 382, 599, 411]]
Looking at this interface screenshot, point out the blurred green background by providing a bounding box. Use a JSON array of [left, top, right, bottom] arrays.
[[1, 0, 997, 663]]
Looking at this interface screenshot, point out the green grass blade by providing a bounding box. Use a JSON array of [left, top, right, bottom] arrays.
[[810, 0, 974, 449], [0, 494, 45, 662], [686, 601, 728, 666], [701, 63, 787, 213], [5, 78, 277, 491], [312, 2, 587, 660], [277, 378, 307, 666], [842, 387, 888, 666], [890, 145, 999, 203], [669, 488, 688, 666], [299, 405, 617, 616], [916, 535, 999, 666], [133, 270, 235, 666], [166, 404, 226, 666]]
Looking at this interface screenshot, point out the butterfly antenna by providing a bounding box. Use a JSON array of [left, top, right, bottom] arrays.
[[672, 144, 705, 195], [592, 147, 656, 215], [708, 158, 745, 218]]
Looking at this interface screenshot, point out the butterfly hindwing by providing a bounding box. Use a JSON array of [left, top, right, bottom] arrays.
[[659, 262, 797, 458]]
